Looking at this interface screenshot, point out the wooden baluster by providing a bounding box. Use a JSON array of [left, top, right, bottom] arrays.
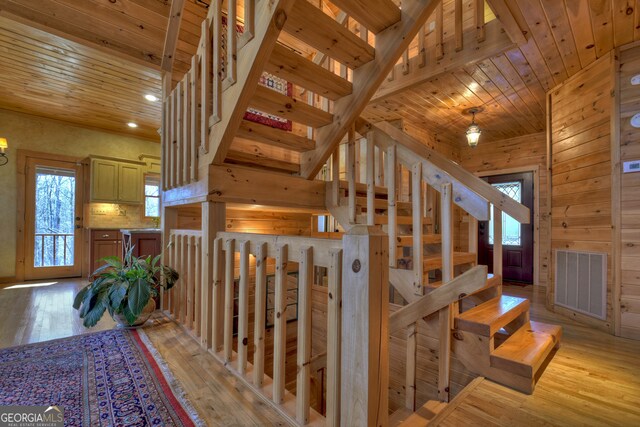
[[167, 233, 173, 312], [347, 127, 356, 224], [162, 98, 169, 190], [169, 89, 176, 189], [439, 183, 453, 402], [326, 249, 342, 427], [237, 240, 250, 374], [469, 217, 479, 264], [190, 56, 199, 182], [296, 247, 313, 424], [211, 3, 221, 125], [171, 233, 177, 315], [332, 146, 340, 207], [418, 25, 427, 68], [412, 162, 424, 296], [341, 226, 389, 425], [455, 0, 463, 51], [187, 235, 195, 329], [387, 145, 397, 267], [243, 0, 255, 44], [406, 322, 417, 411], [402, 49, 410, 75], [253, 242, 267, 386], [273, 244, 288, 404], [494, 207, 503, 278], [366, 133, 375, 226], [176, 81, 183, 187], [224, 238, 235, 363], [194, 236, 202, 336], [227, 0, 237, 85], [436, 2, 444, 60], [182, 73, 190, 186], [212, 237, 225, 352], [201, 17, 213, 153], [476, 0, 486, 43], [375, 146, 384, 187]]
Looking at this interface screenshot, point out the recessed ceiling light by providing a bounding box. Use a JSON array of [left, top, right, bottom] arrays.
[[144, 94, 158, 102], [127, 122, 138, 128]]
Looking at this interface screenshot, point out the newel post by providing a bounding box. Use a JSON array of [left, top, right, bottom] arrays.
[[341, 225, 389, 427]]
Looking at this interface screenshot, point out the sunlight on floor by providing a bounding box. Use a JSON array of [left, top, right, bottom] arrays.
[[3, 281, 58, 290]]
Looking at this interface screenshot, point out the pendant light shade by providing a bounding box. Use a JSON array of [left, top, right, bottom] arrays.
[[465, 108, 482, 147]]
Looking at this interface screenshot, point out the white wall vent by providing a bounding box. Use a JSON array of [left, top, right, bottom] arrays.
[[555, 250, 607, 320]]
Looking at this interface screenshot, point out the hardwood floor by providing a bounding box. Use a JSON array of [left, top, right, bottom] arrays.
[[439, 284, 640, 427], [0, 279, 289, 426], [1, 280, 639, 426]]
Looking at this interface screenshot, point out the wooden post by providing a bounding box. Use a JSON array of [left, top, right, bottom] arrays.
[[366, 133, 375, 225], [182, 72, 191, 185], [476, 0, 486, 42], [186, 235, 195, 329], [376, 146, 384, 187], [190, 56, 199, 182], [341, 226, 389, 426], [436, 2, 444, 60], [406, 323, 417, 411], [238, 240, 250, 374], [455, 0, 463, 51], [326, 249, 342, 427], [161, 206, 178, 312], [178, 234, 185, 322], [224, 238, 235, 362], [227, 0, 237, 85], [332, 146, 340, 206], [439, 183, 453, 402], [296, 247, 313, 424], [412, 162, 424, 296], [253, 242, 268, 386], [493, 207, 503, 278], [201, 202, 225, 349], [194, 236, 202, 336], [387, 145, 397, 267], [273, 243, 289, 404]]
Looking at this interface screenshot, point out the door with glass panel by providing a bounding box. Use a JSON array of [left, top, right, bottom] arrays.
[[478, 172, 534, 283], [24, 158, 83, 280]]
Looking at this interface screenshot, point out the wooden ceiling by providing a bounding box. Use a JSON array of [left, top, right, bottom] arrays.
[[0, 0, 639, 147], [364, 0, 640, 147]]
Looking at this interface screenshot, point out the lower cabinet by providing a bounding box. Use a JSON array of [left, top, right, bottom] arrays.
[[90, 230, 122, 274]]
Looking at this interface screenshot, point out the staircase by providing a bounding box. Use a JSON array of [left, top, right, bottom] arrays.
[[326, 120, 562, 399]]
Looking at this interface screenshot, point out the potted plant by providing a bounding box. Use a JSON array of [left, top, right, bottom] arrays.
[[73, 247, 179, 328]]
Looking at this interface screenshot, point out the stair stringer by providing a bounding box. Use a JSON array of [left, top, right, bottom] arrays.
[[451, 330, 536, 394]]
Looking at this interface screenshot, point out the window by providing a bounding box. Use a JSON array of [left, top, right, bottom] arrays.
[[144, 175, 161, 218], [489, 181, 522, 246]]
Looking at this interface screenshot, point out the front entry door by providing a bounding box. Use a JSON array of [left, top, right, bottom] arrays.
[[478, 172, 534, 283], [24, 157, 83, 280]]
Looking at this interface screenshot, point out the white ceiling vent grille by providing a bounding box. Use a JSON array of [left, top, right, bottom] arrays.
[[555, 250, 607, 320]]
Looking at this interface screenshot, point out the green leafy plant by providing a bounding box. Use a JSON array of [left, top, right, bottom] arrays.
[[74, 246, 179, 327]]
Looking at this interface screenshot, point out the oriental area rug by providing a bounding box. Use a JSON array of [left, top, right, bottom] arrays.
[[0, 329, 202, 426]]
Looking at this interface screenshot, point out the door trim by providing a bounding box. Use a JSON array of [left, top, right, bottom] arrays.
[[474, 165, 541, 287], [16, 150, 85, 282]]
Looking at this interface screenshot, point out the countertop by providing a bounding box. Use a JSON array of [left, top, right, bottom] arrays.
[[120, 228, 161, 234]]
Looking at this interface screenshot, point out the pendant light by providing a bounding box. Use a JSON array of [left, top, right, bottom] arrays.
[[465, 107, 482, 148]]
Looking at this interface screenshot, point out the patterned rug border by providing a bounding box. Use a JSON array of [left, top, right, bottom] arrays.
[[135, 328, 206, 427]]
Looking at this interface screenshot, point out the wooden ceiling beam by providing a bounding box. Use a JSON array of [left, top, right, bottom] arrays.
[[485, 0, 527, 46], [370, 19, 515, 103], [161, 0, 186, 73]]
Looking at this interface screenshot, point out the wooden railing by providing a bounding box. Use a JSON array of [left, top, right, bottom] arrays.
[[34, 232, 74, 267], [162, 1, 258, 191], [164, 229, 203, 334]]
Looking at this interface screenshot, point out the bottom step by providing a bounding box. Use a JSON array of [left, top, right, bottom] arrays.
[[490, 321, 562, 378], [391, 400, 447, 426]]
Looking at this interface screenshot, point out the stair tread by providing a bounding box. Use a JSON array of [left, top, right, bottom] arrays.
[[396, 234, 442, 246], [265, 44, 352, 100], [490, 321, 562, 378], [248, 85, 333, 128], [339, 180, 388, 196], [225, 150, 300, 174], [427, 273, 497, 289], [355, 196, 412, 211], [236, 120, 315, 152], [394, 400, 447, 426], [455, 295, 530, 337], [423, 252, 476, 270], [330, 0, 401, 34], [284, 0, 375, 68]]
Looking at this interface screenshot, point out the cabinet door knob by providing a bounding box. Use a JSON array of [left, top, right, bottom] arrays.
[[102, 234, 110, 238]]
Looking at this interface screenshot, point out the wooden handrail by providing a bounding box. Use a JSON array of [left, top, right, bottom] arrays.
[[389, 266, 488, 334]]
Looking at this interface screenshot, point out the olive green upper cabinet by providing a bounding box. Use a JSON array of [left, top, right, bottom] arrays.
[[91, 158, 143, 204]]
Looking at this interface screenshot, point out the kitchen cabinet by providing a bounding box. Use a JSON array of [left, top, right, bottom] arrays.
[[121, 229, 162, 259], [90, 229, 122, 274], [90, 158, 143, 204]]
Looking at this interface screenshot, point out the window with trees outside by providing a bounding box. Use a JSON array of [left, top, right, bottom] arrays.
[[144, 175, 161, 218]]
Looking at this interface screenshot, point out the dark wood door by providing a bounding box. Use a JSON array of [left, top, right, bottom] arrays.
[[478, 172, 534, 283]]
